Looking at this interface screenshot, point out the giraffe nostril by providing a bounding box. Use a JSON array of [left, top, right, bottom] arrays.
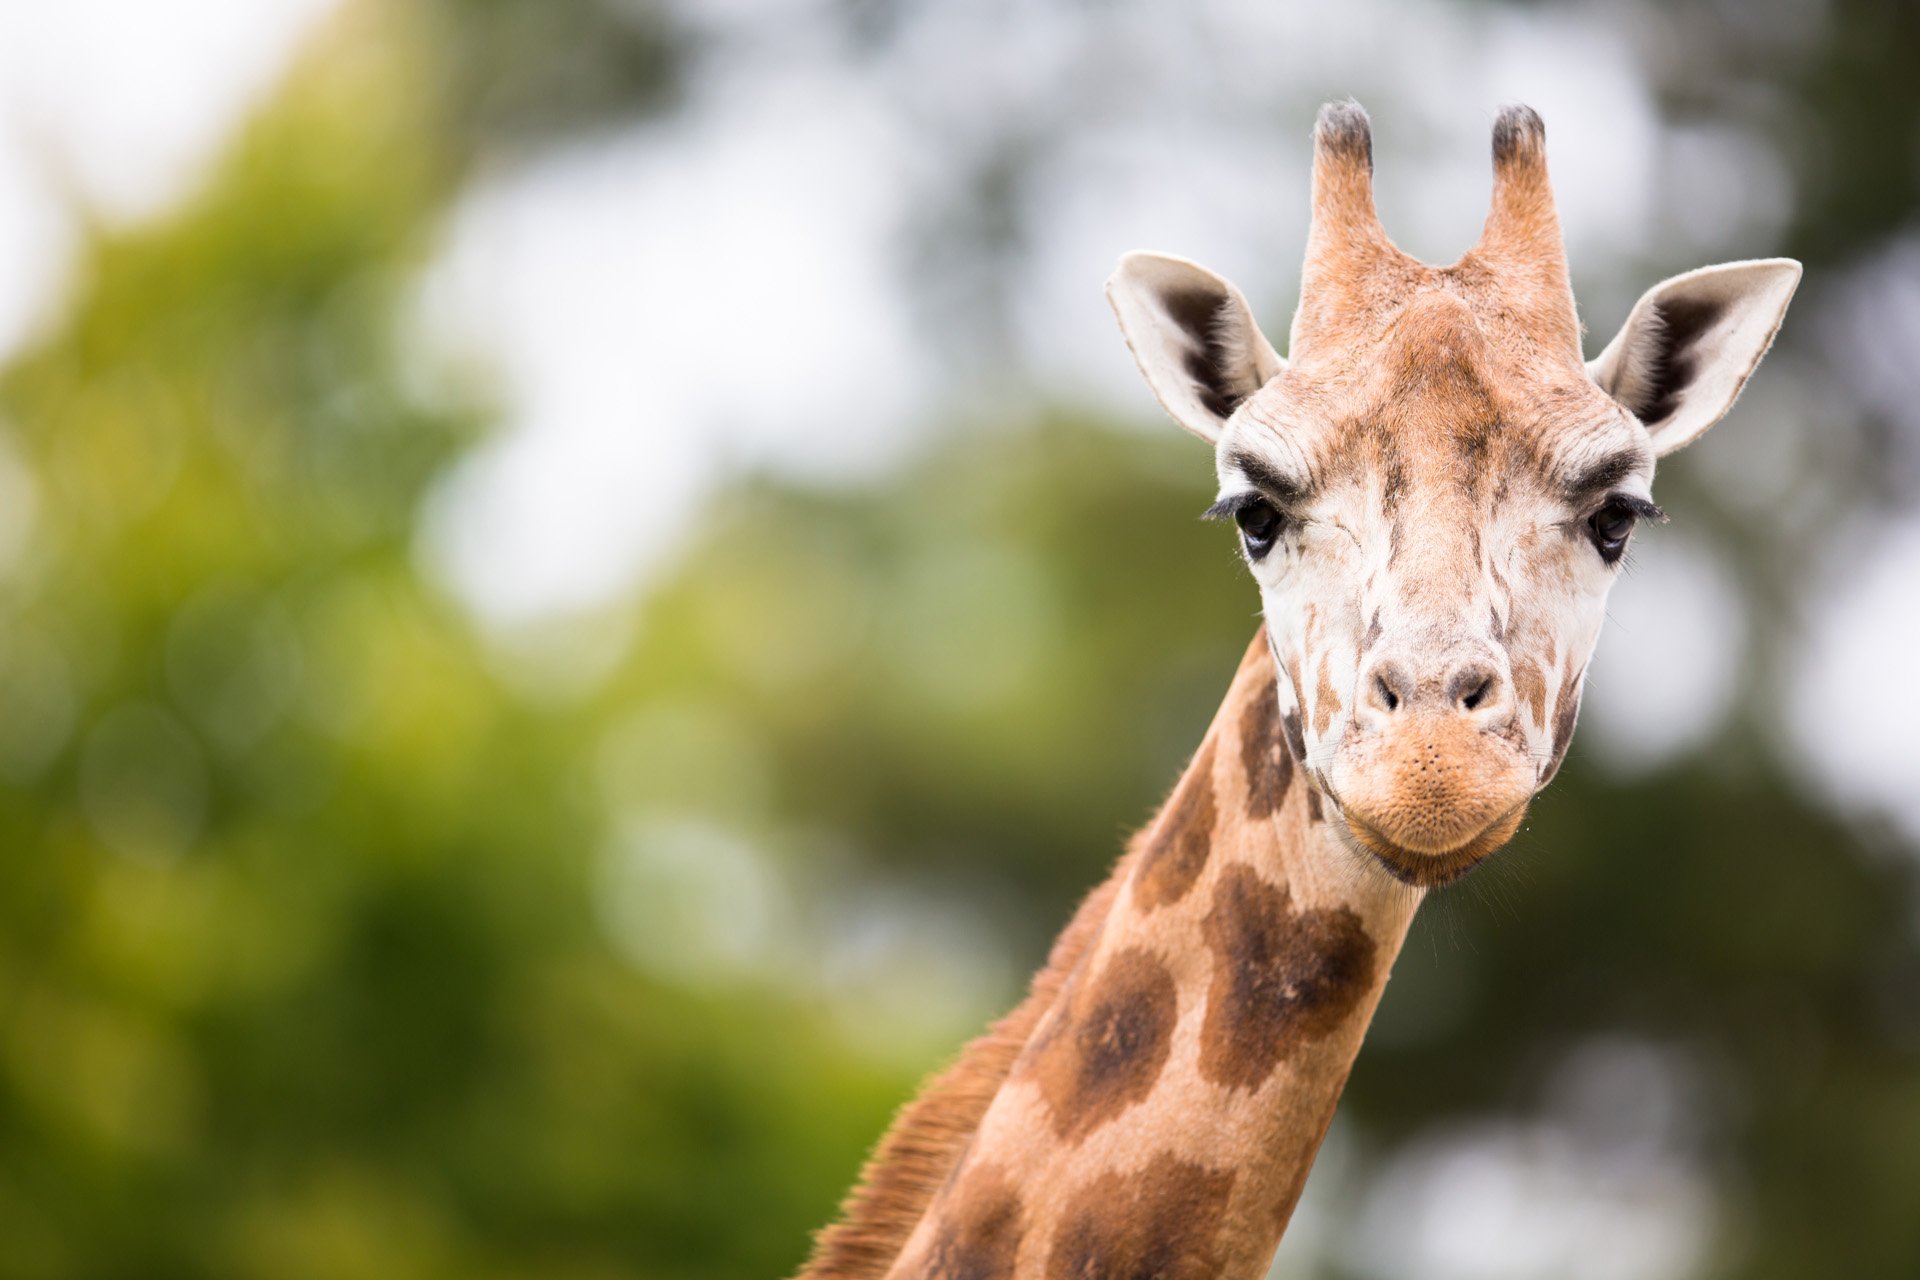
[[1374, 672, 1400, 713], [1367, 661, 1412, 716], [1460, 676, 1493, 711], [1447, 664, 1501, 714]]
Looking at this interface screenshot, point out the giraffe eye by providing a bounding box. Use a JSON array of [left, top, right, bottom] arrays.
[[1235, 499, 1283, 560], [1588, 498, 1637, 563]]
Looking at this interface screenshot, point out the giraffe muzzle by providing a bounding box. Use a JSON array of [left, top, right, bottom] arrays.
[[1324, 710, 1537, 887]]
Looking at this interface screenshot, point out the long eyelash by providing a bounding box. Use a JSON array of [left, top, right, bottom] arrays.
[[1203, 493, 1265, 522], [1616, 495, 1668, 522]]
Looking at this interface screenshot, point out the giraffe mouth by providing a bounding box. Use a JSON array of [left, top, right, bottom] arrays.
[[1333, 800, 1529, 889], [1320, 715, 1537, 889]]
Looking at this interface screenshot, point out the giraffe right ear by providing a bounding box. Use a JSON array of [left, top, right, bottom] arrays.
[[1106, 252, 1285, 444], [1588, 258, 1802, 457]]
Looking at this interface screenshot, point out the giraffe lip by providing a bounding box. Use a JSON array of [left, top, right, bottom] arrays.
[[1334, 802, 1528, 889]]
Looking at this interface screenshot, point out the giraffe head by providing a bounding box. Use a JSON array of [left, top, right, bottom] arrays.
[[1109, 103, 1799, 888]]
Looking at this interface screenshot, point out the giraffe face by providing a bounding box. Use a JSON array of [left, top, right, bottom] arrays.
[[1108, 103, 1800, 887], [1209, 295, 1646, 885]]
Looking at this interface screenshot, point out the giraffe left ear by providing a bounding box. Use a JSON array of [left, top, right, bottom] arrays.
[[1588, 258, 1802, 457], [1107, 252, 1285, 444]]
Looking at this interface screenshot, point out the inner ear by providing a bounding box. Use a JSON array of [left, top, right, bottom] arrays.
[[1164, 288, 1256, 420], [1601, 294, 1725, 427], [1588, 259, 1801, 457], [1107, 252, 1285, 444]]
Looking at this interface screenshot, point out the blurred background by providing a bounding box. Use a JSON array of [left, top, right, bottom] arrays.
[[0, 1, 1917, 1277]]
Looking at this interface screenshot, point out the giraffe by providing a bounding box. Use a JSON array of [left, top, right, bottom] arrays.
[[797, 102, 1800, 1280]]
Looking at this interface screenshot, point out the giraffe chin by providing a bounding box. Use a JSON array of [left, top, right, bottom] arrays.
[[1337, 803, 1529, 888], [1322, 714, 1537, 888]]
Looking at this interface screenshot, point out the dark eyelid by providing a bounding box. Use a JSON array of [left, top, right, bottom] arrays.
[[1222, 449, 1308, 506], [1562, 448, 1650, 507]]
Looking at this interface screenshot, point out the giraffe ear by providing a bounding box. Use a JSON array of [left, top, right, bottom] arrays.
[[1588, 258, 1802, 457], [1106, 252, 1285, 444]]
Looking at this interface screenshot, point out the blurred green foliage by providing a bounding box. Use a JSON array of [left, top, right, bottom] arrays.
[[0, 12, 903, 1278], [1, 1, 1918, 1279]]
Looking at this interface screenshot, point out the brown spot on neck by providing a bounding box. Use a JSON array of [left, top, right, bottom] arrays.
[[1045, 1153, 1236, 1280], [1024, 948, 1179, 1143], [1198, 865, 1376, 1091], [1238, 670, 1294, 818], [1134, 740, 1218, 910], [924, 1163, 1024, 1280]]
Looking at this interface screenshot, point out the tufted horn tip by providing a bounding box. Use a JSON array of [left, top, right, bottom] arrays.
[[1476, 104, 1578, 353], [1310, 99, 1381, 238], [1482, 104, 1558, 247], [1298, 99, 1399, 350], [1315, 100, 1374, 172], [1490, 103, 1546, 169]]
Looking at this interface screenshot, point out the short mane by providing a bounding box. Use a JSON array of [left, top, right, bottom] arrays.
[[792, 858, 1128, 1279]]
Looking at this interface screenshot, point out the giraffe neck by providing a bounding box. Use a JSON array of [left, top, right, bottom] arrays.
[[801, 630, 1423, 1280]]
